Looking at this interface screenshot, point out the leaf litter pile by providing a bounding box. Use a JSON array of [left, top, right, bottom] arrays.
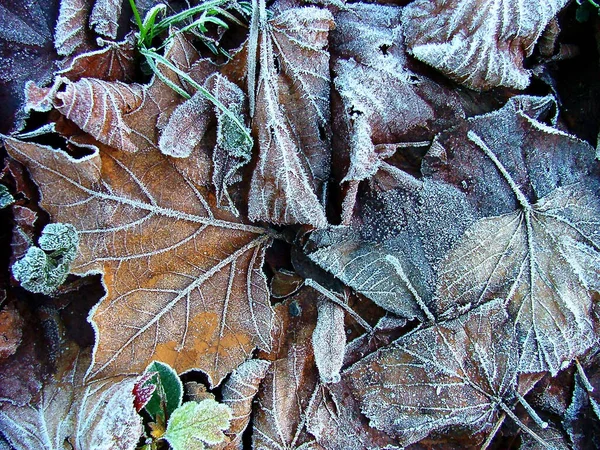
[[1, 0, 600, 449]]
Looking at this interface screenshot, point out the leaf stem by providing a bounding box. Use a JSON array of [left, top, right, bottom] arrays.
[[516, 392, 548, 429], [304, 278, 374, 333], [575, 358, 594, 392], [480, 412, 505, 450], [498, 402, 551, 449]]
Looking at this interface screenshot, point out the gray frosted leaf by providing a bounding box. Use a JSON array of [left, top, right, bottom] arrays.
[[344, 300, 519, 447], [436, 182, 600, 375], [221, 359, 271, 449], [247, 5, 334, 228], [312, 298, 346, 384], [309, 240, 428, 321], [90, 0, 122, 39], [0, 346, 143, 450], [158, 91, 211, 158], [402, 0, 569, 90], [55, 0, 91, 56], [55, 78, 144, 152]]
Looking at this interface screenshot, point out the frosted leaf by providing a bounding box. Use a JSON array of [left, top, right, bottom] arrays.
[[402, 0, 570, 90], [0, 0, 58, 132], [0, 184, 14, 209], [0, 346, 143, 450], [158, 91, 211, 158], [344, 300, 519, 446], [253, 291, 320, 450], [90, 0, 122, 39], [312, 298, 345, 384], [55, 0, 91, 56], [163, 399, 232, 450], [125, 33, 202, 152], [143, 361, 183, 421], [209, 74, 252, 215], [306, 381, 401, 450], [437, 183, 600, 375], [55, 78, 144, 152], [245, 4, 334, 227], [221, 359, 271, 448], [5, 137, 274, 387], [59, 37, 136, 82]]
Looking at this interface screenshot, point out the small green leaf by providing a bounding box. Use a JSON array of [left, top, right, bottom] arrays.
[[144, 361, 183, 421], [162, 399, 232, 450], [0, 184, 14, 208]]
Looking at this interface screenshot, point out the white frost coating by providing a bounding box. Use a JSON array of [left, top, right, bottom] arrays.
[[55, 78, 144, 153], [0, 348, 143, 450], [55, 0, 90, 56], [158, 92, 211, 158], [312, 299, 346, 384], [90, 0, 122, 39], [402, 0, 570, 90], [436, 182, 600, 375], [247, 5, 333, 228]]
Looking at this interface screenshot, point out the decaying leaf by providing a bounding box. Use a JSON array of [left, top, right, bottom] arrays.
[[312, 297, 346, 384], [253, 290, 320, 450], [221, 359, 271, 449], [55, 78, 144, 153], [58, 37, 136, 82], [344, 300, 520, 447], [0, 0, 59, 132], [402, 0, 570, 90], [54, 0, 91, 56], [243, 2, 334, 227], [4, 137, 274, 387], [0, 305, 23, 360], [0, 345, 143, 450], [90, 0, 122, 39]]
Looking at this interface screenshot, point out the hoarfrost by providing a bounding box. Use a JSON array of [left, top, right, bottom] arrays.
[[55, 0, 91, 56], [402, 0, 570, 90], [90, 0, 122, 39], [312, 297, 346, 384]]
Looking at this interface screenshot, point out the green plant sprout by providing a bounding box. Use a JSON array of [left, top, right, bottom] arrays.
[[576, 0, 600, 22], [12, 223, 79, 295], [128, 0, 253, 148]]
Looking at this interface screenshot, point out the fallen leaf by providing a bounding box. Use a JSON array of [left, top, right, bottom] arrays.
[[344, 300, 520, 447], [221, 358, 271, 449], [0, 344, 143, 450], [90, 0, 122, 39], [243, 2, 334, 227], [312, 297, 346, 384], [54, 78, 144, 153], [0, 305, 23, 360], [4, 137, 274, 386], [0, 0, 59, 132], [55, 0, 92, 56], [253, 290, 321, 449], [58, 36, 136, 82], [402, 0, 569, 90]]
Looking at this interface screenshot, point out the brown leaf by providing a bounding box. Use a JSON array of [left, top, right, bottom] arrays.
[[55, 0, 92, 56], [402, 0, 569, 90], [124, 32, 202, 152], [221, 359, 271, 449], [10, 205, 37, 266], [4, 137, 274, 387], [55, 78, 144, 152], [90, 0, 122, 39], [344, 300, 519, 447], [0, 305, 23, 360], [59, 36, 136, 82], [253, 290, 321, 449], [0, 344, 143, 450], [244, 3, 334, 227]]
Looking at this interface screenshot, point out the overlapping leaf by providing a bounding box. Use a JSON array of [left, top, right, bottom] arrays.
[[55, 0, 92, 56], [402, 0, 569, 90], [0, 345, 143, 450], [344, 300, 519, 446], [243, 3, 334, 227], [4, 137, 274, 387]]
